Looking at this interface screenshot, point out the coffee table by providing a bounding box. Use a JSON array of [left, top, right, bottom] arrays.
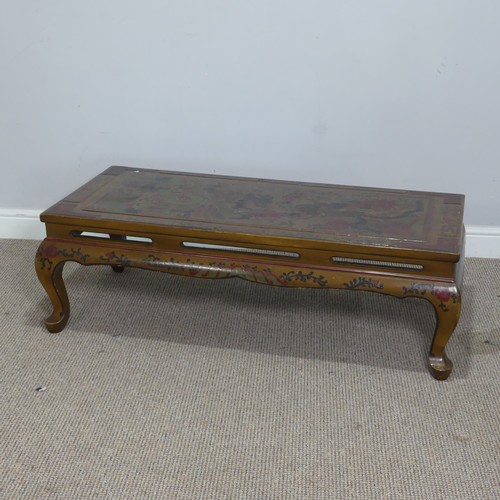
[[35, 166, 465, 380]]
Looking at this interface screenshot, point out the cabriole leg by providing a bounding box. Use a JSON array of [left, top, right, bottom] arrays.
[[35, 258, 70, 333], [428, 286, 461, 380], [110, 234, 126, 273]]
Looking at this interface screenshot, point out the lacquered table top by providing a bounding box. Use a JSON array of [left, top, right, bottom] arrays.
[[42, 166, 465, 258]]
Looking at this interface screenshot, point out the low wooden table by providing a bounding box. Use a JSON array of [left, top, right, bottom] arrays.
[[36, 166, 465, 380]]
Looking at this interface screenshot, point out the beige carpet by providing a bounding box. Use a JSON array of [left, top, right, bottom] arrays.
[[0, 239, 499, 499]]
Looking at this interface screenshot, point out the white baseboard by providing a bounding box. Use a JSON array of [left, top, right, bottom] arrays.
[[0, 209, 46, 240], [463, 225, 500, 258], [0, 209, 499, 258]]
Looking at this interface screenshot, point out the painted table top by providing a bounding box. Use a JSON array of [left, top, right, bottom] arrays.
[[42, 166, 465, 258]]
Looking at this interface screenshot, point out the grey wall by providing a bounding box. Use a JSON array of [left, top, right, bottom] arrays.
[[1, 1, 499, 225]]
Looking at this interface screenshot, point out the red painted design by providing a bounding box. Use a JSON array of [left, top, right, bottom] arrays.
[[43, 245, 59, 258], [434, 288, 451, 303], [402, 283, 458, 311]]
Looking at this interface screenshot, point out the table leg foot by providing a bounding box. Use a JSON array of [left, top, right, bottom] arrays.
[[428, 352, 453, 380], [111, 265, 125, 273], [35, 258, 70, 333]]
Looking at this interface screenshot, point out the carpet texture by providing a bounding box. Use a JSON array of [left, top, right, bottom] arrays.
[[0, 239, 499, 499]]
